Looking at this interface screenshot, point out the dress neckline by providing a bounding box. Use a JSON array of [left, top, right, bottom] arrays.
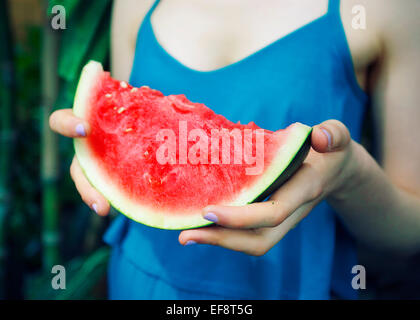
[[146, 1, 333, 75]]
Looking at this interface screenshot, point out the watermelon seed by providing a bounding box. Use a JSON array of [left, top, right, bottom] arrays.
[[105, 93, 112, 98], [130, 88, 138, 93], [144, 150, 149, 156], [120, 81, 128, 88], [141, 85, 149, 89], [125, 128, 133, 133], [117, 107, 126, 114]]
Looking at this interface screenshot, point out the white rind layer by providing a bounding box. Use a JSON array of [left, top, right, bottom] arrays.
[[73, 61, 312, 230]]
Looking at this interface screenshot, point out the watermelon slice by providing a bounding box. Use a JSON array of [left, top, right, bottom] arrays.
[[73, 61, 312, 230]]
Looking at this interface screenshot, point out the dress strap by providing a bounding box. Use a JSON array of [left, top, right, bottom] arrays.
[[145, 0, 161, 20], [328, 0, 340, 16]]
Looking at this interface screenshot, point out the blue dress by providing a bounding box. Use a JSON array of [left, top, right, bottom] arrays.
[[104, 0, 368, 299]]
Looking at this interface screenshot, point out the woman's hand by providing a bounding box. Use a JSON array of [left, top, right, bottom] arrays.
[[49, 109, 110, 216], [179, 120, 360, 256]]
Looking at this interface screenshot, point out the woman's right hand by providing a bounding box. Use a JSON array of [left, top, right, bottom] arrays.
[[49, 109, 110, 216]]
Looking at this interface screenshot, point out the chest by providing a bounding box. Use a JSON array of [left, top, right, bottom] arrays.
[[130, 0, 373, 130], [151, 0, 330, 71]]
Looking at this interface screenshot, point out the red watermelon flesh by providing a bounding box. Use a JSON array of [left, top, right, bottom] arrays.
[[73, 61, 312, 229]]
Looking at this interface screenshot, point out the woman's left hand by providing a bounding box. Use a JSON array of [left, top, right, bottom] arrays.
[[179, 120, 360, 256]]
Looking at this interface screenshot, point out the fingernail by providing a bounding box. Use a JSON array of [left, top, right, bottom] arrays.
[[204, 212, 218, 223], [76, 123, 86, 137], [321, 128, 332, 150], [92, 203, 98, 214], [185, 240, 196, 246]]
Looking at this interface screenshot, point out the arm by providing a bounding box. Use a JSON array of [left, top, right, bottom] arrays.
[[329, 1, 420, 255], [180, 1, 420, 257], [111, 0, 154, 81], [330, 143, 420, 256]]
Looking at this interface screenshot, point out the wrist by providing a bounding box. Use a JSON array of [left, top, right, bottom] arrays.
[[328, 140, 368, 202]]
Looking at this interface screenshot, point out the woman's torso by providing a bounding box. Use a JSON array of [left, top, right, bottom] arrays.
[[105, 0, 371, 299]]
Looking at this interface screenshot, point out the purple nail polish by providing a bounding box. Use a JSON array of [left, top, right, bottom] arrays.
[[204, 212, 218, 223], [92, 203, 98, 213], [185, 240, 196, 246], [76, 123, 86, 137], [321, 128, 332, 150]]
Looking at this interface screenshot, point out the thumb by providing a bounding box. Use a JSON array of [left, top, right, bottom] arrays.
[[311, 120, 351, 153]]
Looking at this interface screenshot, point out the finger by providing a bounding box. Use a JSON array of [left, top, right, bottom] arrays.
[[49, 109, 90, 138], [179, 226, 270, 256], [311, 120, 351, 153], [270, 200, 317, 238], [202, 162, 323, 229], [181, 201, 317, 256], [70, 157, 110, 216], [257, 201, 317, 251], [202, 202, 291, 229]]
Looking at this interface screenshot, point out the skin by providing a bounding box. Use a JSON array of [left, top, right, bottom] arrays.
[[49, 0, 420, 257]]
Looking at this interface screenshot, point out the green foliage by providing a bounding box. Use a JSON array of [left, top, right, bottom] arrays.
[[0, 0, 15, 299], [11, 26, 43, 268], [26, 246, 110, 299], [58, 1, 110, 81], [1, 0, 114, 299], [47, 0, 80, 20], [52, 0, 112, 109]]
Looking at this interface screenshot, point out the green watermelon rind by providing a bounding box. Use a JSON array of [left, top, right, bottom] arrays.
[[249, 130, 311, 204], [73, 61, 313, 230]]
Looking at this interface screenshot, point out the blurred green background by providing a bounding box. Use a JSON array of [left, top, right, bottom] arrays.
[[0, 0, 419, 300], [0, 0, 112, 299]]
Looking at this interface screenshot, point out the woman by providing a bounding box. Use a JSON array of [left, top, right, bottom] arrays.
[[49, 0, 420, 299]]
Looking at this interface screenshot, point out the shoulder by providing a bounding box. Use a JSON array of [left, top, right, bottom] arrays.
[[373, 0, 420, 56], [340, 0, 419, 68], [112, 0, 155, 45], [339, 0, 419, 36], [111, 0, 155, 80]]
